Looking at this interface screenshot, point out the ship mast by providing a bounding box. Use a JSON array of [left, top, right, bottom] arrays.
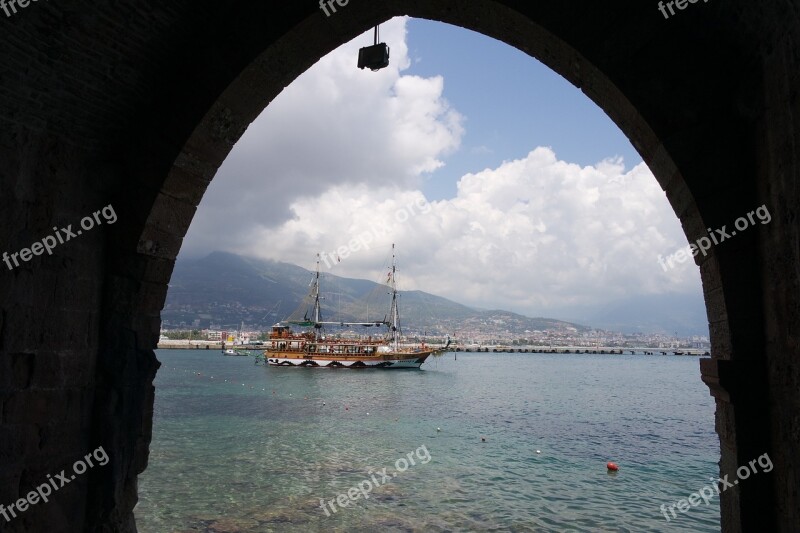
[[389, 244, 400, 351], [302, 253, 389, 329], [312, 254, 322, 327]]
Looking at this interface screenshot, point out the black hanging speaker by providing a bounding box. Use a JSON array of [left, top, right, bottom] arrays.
[[357, 43, 390, 71]]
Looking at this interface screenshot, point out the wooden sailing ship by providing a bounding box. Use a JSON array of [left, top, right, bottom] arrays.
[[264, 246, 449, 369]]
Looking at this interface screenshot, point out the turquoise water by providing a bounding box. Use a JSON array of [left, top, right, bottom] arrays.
[[135, 350, 721, 532]]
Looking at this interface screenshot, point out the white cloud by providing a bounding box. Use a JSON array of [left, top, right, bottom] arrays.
[[238, 147, 700, 317], [182, 17, 463, 256]]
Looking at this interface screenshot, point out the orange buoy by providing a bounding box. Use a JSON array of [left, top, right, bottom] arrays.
[[607, 462, 619, 471]]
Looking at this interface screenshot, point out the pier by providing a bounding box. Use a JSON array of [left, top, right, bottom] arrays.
[[155, 340, 709, 356], [157, 340, 225, 350], [448, 345, 710, 356]]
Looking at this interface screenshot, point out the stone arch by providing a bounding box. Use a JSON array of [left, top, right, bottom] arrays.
[[0, 2, 796, 532]]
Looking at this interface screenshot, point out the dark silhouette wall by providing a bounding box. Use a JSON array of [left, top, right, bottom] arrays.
[[0, 1, 797, 531]]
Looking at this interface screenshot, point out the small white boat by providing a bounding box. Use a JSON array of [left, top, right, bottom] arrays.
[[222, 348, 250, 356]]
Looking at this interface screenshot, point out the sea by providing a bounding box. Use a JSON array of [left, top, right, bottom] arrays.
[[134, 349, 721, 532]]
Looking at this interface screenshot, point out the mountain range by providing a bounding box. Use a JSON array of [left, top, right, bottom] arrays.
[[163, 252, 709, 337], [554, 293, 710, 337], [162, 252, 592, 336]]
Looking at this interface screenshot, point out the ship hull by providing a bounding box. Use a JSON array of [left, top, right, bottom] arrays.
[[265, 351, 432, 369]]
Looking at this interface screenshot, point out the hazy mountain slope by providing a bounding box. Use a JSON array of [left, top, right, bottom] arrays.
[[162, 252, 589, 334]]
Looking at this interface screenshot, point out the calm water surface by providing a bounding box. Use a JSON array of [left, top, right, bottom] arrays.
[[135, 350, 720, 532]]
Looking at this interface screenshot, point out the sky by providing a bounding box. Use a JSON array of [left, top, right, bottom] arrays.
[[181, 17, 704, 324]]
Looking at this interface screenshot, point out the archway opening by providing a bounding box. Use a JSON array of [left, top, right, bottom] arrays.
[[135, 16, 721, 532]]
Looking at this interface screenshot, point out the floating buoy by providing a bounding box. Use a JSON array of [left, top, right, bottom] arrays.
[[437, 427, 441, 432], [481, 436, 486, 442], [536, 450, 541, 454], [607, 462, 619, 471], [345, 406, 349, 410]]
